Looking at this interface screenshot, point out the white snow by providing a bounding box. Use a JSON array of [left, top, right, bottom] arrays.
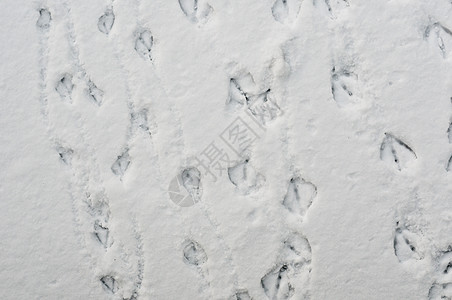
[[1, 0, 452, 299]]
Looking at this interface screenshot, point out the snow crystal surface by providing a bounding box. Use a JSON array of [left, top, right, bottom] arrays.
[[1, 0, 452, 299]]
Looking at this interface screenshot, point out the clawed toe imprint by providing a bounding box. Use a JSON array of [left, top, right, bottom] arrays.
[[393, 222, 423, 262], [135, 30, 153, 61], [98, 9, 115, 35], [380, 133, 417, 171]]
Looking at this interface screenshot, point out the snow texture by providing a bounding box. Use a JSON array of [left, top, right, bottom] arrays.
[[1, 0, 452, 299]]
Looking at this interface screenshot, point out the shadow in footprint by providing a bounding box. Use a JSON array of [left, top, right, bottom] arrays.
[[111, 149, 131, 178], [100, 275, 118, 294], [183, 240, 208, 266], [228, 158, 265, 194], [282, 177, 317, 218], [56, 144, 74, 165], [271, 0, 302, 24], [55, 74, 74, 102], [227, 78, 249, 107], [98, 9, 115, 35], [447, 122, 452, 143], [36, 8, 51, 29], [261, 265, 294, 300]]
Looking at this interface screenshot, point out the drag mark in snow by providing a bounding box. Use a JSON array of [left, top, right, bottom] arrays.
[[187, 65, 285, 184], [168, 173, 200, 207], [380, 133, 417, 171], [225, 72, 255, 110], [186, 69, 283, 183], [170, 165, 242, 293], [100, 7, 160, 185], [127, 220, 145, 300], [180, 167, 203, 202]]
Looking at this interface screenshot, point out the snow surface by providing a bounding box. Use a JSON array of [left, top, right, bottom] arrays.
[[1, 0, 452, 299]]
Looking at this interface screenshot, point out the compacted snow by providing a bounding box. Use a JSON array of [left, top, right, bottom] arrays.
[[1, 0, 452, 299]]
